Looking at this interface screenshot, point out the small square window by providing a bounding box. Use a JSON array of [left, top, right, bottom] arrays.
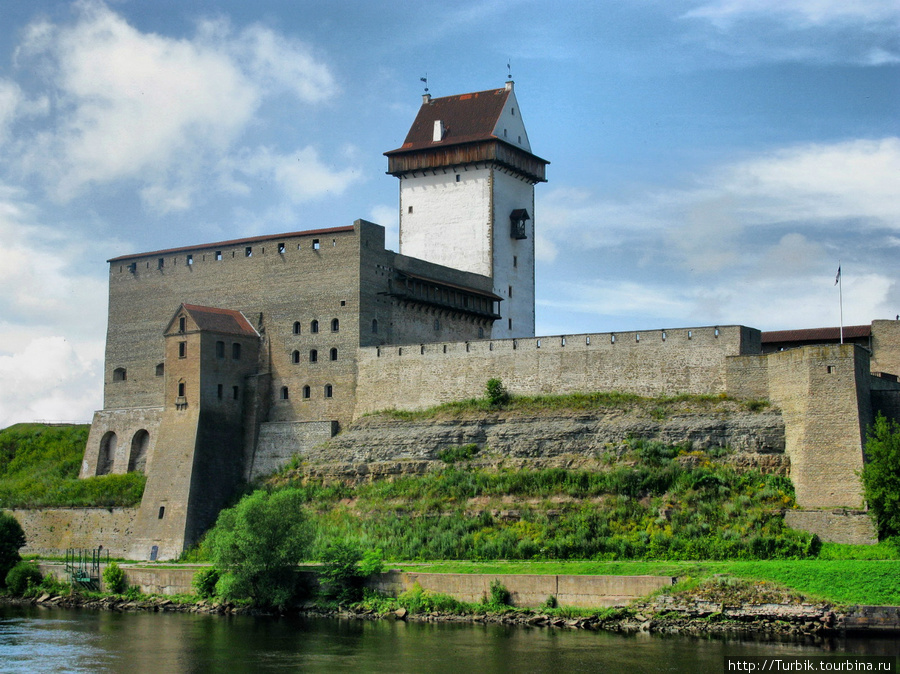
[[158, 258, 164, 269], [178, 342, 186, 358], [187, 254, 193, 265], [278, 243, 285, 253], [245, 247, 252, 257], [312, 239, 320, 250], [215, 251, 222, 261], [456, 174, 460, 183], [408, 206, 413, 214]]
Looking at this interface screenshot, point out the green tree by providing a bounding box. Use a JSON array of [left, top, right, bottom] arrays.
[[318, 543, 383, 603], [6, 561, 42, 596], [485, 378, 509, 406], [862, 414, 900, 540], [205, 489, 312, 609], [0, 511, 26, 587]]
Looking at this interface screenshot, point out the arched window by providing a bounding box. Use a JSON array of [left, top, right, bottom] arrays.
[[309, 349, 318, 363], [330, 348, 338, 361], [97, 432, 117, 475], [280, 387, 289, 400], [177, 381, 186, 397], [331, 318, 339, 332], [292, 350, 300, 364], [302, 385, 311, 399], [128, 430, 149, 473], [293, 322, 301, 335], [311, 320, 319, 334], [371, 319, 378, 334], [113, 367, 127, 382], [324, 384, 333, 398]]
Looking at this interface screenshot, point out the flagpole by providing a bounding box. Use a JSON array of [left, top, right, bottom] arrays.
[[838, 262, 843, 345]]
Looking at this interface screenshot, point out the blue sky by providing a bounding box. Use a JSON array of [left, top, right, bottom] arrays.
[[0, 0, 898, 425]]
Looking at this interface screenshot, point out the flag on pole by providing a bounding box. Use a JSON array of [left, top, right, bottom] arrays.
[[835, 265, 841, 286]]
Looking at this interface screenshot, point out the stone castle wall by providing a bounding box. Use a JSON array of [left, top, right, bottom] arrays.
[[354, 325, 759, 416], [11, 508, 138, 558]]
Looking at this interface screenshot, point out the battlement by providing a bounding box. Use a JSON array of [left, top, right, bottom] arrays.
[[354, 325, 761, 417]]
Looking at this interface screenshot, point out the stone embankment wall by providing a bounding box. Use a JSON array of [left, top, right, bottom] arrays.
[[12, 508, 138, 558], [301, 405, 787, 475], [784, 510, 877, 545]]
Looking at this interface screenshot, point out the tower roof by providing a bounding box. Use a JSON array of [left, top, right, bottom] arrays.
[[385, 82, 548, 182], [387, 87, 513, 154]]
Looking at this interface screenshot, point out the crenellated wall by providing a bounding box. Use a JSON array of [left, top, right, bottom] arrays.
[[354, 325, 759, 416]]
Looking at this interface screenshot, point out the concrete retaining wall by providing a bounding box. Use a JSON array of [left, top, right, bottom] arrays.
[[368, 571, 675, 608]]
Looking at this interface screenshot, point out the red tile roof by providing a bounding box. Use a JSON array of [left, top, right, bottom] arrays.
[[181, 305, 258, 337], [761, 325, 871, 343], [108, 225, 355, 262], [386, 88, 511, 155]]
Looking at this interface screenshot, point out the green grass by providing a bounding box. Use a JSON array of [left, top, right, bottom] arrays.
[[0, 423, 145, 508], [367, 391, 771, 421], [380, 559, 900, 606]]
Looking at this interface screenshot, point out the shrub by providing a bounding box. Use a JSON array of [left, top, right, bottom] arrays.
[[485, 379, 509, 406], [862, 414, 900, 540], [5, 561, 42, 595], [319, 542, 364, 603], [0, 511, 26, 587], [486, 579, 511, 607], [205, 488, 312, 609], [192, 567, 220, 599], [437, 444, 480, 464], [103, 561, 127, 594]]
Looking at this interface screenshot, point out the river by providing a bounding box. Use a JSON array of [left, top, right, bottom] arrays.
[[1, 605, 897, 673]]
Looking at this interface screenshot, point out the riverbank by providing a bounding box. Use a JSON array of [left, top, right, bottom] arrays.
[[4, 580, 898, 638]]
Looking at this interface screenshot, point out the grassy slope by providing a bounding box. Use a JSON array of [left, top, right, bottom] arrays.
[[0, 423, 145, 508]]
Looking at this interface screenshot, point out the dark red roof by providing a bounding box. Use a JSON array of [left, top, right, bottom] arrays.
[[181, 305, 258, 337], [108, 225, 355, 263], [761, 325, 871, 343], [386, 88, 511, 155]]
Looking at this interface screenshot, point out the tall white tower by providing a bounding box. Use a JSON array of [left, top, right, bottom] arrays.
[[386, 81, 548, 339]]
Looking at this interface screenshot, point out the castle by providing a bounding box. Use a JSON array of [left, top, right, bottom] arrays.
[[75, 82, 900, 560]]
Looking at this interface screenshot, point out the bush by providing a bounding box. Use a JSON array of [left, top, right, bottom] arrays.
[[0, 511, 26, 587], [5, 561, 42, 595], [485, 379, 509, 406], [437, 444, 480, 464], [486, 579, 511, 607], [862, 414, 900, 540], [103, 561, 127, 594], [192, 567, 219, 599], [205, 488, 312, 609]]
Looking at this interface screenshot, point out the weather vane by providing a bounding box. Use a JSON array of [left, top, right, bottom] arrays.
[[507, 60, 512, 80], [420, 74, 428, 94]]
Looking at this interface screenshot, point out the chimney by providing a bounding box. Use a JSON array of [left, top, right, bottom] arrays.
[[505, 80, 514, 92], [422, 93, 432, 105]]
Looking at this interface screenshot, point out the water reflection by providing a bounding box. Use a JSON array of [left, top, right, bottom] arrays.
[[1, 605, 897, 673]]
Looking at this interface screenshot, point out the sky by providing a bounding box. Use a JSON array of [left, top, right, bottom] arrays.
[[0, 0, 898, 426]]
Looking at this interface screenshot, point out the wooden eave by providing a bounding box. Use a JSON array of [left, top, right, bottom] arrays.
[[386, 139, 548, 184]]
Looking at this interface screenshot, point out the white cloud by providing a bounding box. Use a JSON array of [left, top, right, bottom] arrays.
[[227, 146, 360, 203], [12, 1, 341, 208], [684, 0, 900, 28], [0, 79, 21, 144], [368, 204, 399, 251], [0, 187, 108, 427], [537, 137, 900, 331]]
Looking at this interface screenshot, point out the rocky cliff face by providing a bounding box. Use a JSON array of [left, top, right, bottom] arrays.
[[293, 404, 787, 481]]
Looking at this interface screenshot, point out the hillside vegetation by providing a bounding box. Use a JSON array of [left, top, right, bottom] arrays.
[[0, 424, 145, 508], [368, 390, 771, 421], [269, 437, 816, 561]]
